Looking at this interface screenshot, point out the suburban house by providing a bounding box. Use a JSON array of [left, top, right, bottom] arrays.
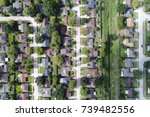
[[125, 88, 135, 99], [23, 0, 31, 9], [13, 0, 23, 10], [0, 84, 9, 100], [21, 84, 29, 92], [63, 36, 71, 47], [124, 58, 134, 68], [127, 18, 134, 28], [124, 28, 133, 38], [89, 68, 99, 77], [17, 34, 27, 43], [19, 43, 27, 53], [123, 39, 134, 47], [0, 44, 8, 53], [125, 77, 135, 88], [41, 58, 49, 69], [87, 0, 96, 9], [126, 48, 135, 58], [20, 93, 29, 100], [60, 78, 70, 85], [121, 68, 134, 77], [19, 74, 29, 83], [0, 54, 7, 63], [125, 0, 133, 7], [0, 73, 8, 83], [124, 8, 134, 18], [18, 22, 27, 32], [16, 54, 27, 63], [0, 33, 7, 43], [42, 88, 51, 99]]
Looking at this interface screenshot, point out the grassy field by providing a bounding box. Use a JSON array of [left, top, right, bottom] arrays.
[[100, 0, 121, 99], [109, 0, 120, 100]]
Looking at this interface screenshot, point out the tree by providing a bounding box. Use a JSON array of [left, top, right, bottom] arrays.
[[26, 27, 34, 34], [36, 76, 45, 86], [0, 0, 9, 7], [9, 7, 17, 16], [35, 13, 43, 22], [51, 31, 62, 50], [68, 17, 76, 26], [80, 28, 88, 35], [52, 84, 66, 100], [144, 61, 150, 68], [34, 0, 43, 4], [23, 4, 40, 17], [52, 76, 59, 86], [25, 47, 33, 55], [22, 57, 33, 72], [81, 48, 89, 55], [80, 77, 89, 86], [117, 16, 125, 30], [81, 87, 88, 99], [117, 3, 126, 14], [42, 0, 64, 16], [36, 47, 43, 55], [144, 0, 150, 12], [51, 55, 64, 67], [133, 70, 142, 79], [132, 0, 139, 9], [69, 80, 76, 91], [36, 35, 43, 43]]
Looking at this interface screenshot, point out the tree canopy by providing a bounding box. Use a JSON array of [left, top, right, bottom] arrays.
[[50, 31, 62, 51], [51, 55, 64, 67], [42, 0, 64, 16], [117, 3, 126, 14], [52, 84, 66, 100]]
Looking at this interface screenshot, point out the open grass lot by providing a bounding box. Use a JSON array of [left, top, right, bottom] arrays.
[[143, 67, 150, 99], [143, 20, 150, 56], [108, 0, 120, 100], [96, 0, 124, 100]]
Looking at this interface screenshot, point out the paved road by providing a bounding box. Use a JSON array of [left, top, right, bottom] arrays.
[[0, 16, 40, 100], [135, 7, 150, 100], [72, 4, 82, 100]]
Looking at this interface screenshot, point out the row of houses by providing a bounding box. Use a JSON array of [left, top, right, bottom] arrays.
[[0, 0, 31, 16], [0, 20, 34, 100], [121, 0, 138, 99], [80, 0, 99, 99]]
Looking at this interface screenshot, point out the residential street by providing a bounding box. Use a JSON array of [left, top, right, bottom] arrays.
[[0, 16, 40, 100], [135, 7, 150, 100], [73, 4, 81, 100]]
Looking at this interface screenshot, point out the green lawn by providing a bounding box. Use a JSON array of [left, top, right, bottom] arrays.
[[109, 0, 120, 100]]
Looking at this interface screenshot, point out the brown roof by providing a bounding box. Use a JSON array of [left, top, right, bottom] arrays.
[[89, 69, 99, 77], [16, 54, 27, 62], [60, 26, 67, 36], [44, 79, 50, 88], [123, 39, 134, 47], [18, 34, 27, 43], [0, 24, 4, 32], [19, 74, 29, 83], [63, 16, 68, 25], [0, 33, 7, 43], [18, 65, 27, 73], [127, 18, 134, 28], [21, 84, 28, 92], [87, 19, 95, 28], [19, 44, 27, 52], [20, 93, 29, 100], [125, 0, 133, 6], [45, 49, 55, 57], [60, 47, 71, 55], [61, 66, 70, 76]]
